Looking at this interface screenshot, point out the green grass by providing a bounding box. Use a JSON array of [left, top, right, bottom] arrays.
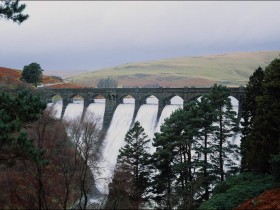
[[66, 51, 280, 87]]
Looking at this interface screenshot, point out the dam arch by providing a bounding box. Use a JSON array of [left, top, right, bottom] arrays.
[[35, 87, 245, 128]]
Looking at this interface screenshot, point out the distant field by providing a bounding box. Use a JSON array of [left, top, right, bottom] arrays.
[[66, 51, 280, 87]]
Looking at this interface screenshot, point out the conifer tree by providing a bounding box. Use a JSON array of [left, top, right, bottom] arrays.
[[21, 63, 44, 87], [0, 0, 28, 24], [152, 102, 203, 209], [195, 95, 218, 201], [240, 67, 264, 171], [152, 108, 186, 208], [208, 84, 239, 181], [0, 89, 46, 165], [152, 86, 240, 208], [246, 59, 280, 173], [106, 121, 151, 209]]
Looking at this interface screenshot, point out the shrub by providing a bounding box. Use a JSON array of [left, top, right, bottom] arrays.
[[199, 173, 278, 210]]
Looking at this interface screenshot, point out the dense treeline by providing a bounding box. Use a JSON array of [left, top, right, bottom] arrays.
[[241, 58, 280, 173], [107, 84, 239, 209]]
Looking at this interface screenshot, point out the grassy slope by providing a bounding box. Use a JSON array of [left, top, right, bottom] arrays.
[[0, 66, 83, 88], [67, 51, 280, 87]]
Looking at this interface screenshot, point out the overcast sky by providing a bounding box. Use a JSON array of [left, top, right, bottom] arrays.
[[1, 1, 280, 72]]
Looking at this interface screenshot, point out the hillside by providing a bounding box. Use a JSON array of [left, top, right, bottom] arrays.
[[0, 67, 83, 88], [235, 188, 280, 209], [66, 51, 280, 87]]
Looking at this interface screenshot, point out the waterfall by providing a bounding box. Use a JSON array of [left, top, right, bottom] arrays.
[[134, 104, 158, 153], [47, 101, 62, 119], [95, 103, 135, 194], [155, 104, 183, 133], [86, 100, 106, 129], [63, 101, 84, 122], [229, 96, 240, 146]]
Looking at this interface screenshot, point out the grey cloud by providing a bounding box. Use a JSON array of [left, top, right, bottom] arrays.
[[1, 1, 280, 71]]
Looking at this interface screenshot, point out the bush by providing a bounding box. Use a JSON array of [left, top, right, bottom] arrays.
[[199, 173, 278, 210]]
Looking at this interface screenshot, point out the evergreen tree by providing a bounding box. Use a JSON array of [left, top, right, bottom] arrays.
[[208, 84, 239, 181], [152, 102, 203, 209], [21, 63, 43, 87], [246, 59, 280, 173], [152, 88, 240, 208], [152, 108, 186, 208], [240, 67, 264, 171], [0, 89, 46, 165], [0, 0, 28, 24], [106, 121, 151, 208], [195, 95, 218, 201]]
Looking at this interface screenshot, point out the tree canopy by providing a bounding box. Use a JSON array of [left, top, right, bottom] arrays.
[[106, 121, 151, 209], [0, 0, 28, 24], [241, 59, 280, 173], [0, 89, 46, 165], [21, 63, 44, 87], [151, 85, 239, 209]]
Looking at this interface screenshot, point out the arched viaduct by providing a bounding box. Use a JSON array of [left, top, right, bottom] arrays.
[[35, 87, 245, 129]]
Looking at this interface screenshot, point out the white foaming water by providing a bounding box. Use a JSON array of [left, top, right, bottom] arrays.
[[86, 102, 105, 129], [134, 104, 158, 153], [95, 103, 135, 194], [229, 96, 241, 147], [63, 102, 84, 122], [155, 104, 183, 133], [47, 101, 62, 119], [156, 96, 184, 133]]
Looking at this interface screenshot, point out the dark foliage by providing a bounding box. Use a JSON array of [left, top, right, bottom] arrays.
[[21, 63, 44, 87], [0, 0, 28, 24]]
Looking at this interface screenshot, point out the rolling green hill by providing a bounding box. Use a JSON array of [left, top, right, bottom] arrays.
[[66, 51, 280, 87]]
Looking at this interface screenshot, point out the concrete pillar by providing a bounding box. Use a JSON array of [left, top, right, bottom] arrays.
[[60, 98, 71, 120], [103, 93, 118, 129], [157, 99, 168, 123], [80, 99, 91, 122], [131, 98, 145, 126]]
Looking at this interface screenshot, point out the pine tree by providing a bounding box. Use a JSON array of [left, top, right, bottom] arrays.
[[106, 121, 151, 208], [208, 84, 239, 181], [21, 63, 44, 87], [151, 86, 240, 208], [0, 89, 46, 165], [240, 67, 264, 171], [152, 102, 203, 209], [195, 95, 218, 201], [152, 108, 186, 208], [0, 0, 28, 24], [246, 59, 280, 173]]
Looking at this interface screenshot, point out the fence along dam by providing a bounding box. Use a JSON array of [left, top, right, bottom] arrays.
[[37, 87, 245, 195]]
